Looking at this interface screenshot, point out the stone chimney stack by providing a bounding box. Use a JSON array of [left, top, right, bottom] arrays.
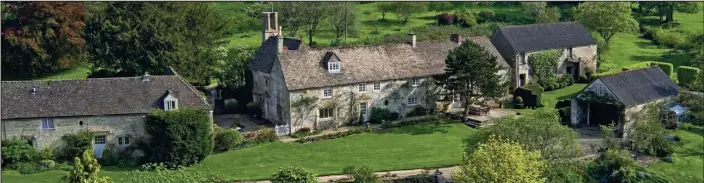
[[277, 34, 284, 55], [142, 72, 150, 82], [450, 33, 462, 45], [408, 31, 417, 48], [262, 12, 280, 44]]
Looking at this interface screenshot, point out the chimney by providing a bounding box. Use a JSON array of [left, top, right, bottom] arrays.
[[142, 72, 150, 82], [450, 33, 462, 45], [30, 88, 36, 94], [408, 31, 416, 48], [277, 34, 284, 55]]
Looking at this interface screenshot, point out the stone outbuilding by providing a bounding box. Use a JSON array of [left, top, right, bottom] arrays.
[[1, 68, 212, 158], [570, 67, 680, 138]]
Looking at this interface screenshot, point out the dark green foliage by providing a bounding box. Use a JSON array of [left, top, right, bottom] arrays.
[[380, 116, 442, 129], [1, 137, 38, 167], [99, 148, 117, 166], [290, 128, 322, 139], [409, 24, 501, 41], [343, 165, 381, 183], [545, 161, 584, 183], [490, 12, 532, 24], [255, 128, 279, 143], [369, 107, 399, 124], [528, 49, 561, 87], [649, 62, 674, 77], [586, 149, 669, 183], [86, 2, 233, 84], [8, 162, 46, 174], [513, 84, 542, 108], [555, 99, 571, 109], [677, 66, 700, 86], [271, 165, 318, 183], [406, 106, 429, 117], [218, 46, 255, 90], [145, 108, 213, 167], [514, 96, 523, 104], [214, 127, 244, 152], [58, 130, 94, 162], [246, 102, 262, 117], [679, 92, 704, 125], [477, 10, 495, 23], [296, 128, 373, 143], [557, 107, 571, 125]]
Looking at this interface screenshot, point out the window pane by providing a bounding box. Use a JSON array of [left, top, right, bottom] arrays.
[[125, 137, 130, 145], [118, 137, 123, 145]]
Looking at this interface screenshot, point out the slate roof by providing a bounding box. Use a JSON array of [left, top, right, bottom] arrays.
[[598, 66, 679, 107], [260, 36, 509, 90], [1, 70, 211, 119], [248, 37, 304, 73], [492, 22, 596, 53]]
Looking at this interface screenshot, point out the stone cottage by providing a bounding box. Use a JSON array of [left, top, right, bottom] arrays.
[[1, 68, 212, 158], [570, 67, 679, 138], [491, 22, 598, 88], [247, 12, 509, 132]]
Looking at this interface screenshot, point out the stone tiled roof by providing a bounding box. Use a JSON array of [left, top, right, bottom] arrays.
[[256, 36, 508, 90], [492, 22, 596, 53], [1, 70, 211, 119], [598, 66, 679, 107]]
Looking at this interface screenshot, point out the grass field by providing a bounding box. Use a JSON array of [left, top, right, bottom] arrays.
[[3, 123, 475, 182], [646, 126, 704, 183]]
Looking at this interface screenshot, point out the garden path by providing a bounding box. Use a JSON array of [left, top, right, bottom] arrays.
[[278, 124, 382, 143], [233, 166, 460, 183]]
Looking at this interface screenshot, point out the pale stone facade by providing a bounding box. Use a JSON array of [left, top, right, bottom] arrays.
[[514, 45, 598, 87]]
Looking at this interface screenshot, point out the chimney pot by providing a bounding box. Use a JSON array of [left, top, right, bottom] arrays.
[[142, 72, 150, 82], [277, 35, 284, 55], [408, 31, 417, 48]]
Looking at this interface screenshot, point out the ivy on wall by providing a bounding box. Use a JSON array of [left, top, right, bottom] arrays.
[[576, 90, 623, 108]]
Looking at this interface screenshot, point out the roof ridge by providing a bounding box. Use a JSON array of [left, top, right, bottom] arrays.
[[169, 67, 213, 109], [499, 21, 581, 29], [1, 75, 177, 83]]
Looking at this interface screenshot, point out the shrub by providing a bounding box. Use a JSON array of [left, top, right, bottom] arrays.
[[271, 165, 318, 183], [654, 30, 686, 48], [477, 10, 495, 23], [545, 84, 554, 91], [144, 108, 213, 168], [214, 127, 244, 152], [296, 128, 373, 143], [255, 128, 279, 143], [514, 96, 523, 104], [677, 66, 701, 86], [369, 107, 399, 124], [39, 160, 56, 169], [514, 84, 542, 108], [9, 162, 44, 174], [246, 102, 261, 117], [100, 148, 117, 166], [515, 103, 526, 109], [380, 116, 441, 129], [127, 163, 214, 183], [38, 146, 55, 161], [406, 106, 429, 117], [117, 157, 139, 168], [1, 137, 39, 167], [343, 165, 381, 183], [224, 98, 239, 113], [649, 62, 674, 77], [58, 130, 94, 162], [641, 25, 659, 40], [290, 128, 321, 139]]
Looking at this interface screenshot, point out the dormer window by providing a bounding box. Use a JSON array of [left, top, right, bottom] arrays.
[[328, 62, 340, 73], [323, 52, 341, 73], [163, 91, 179, 111]]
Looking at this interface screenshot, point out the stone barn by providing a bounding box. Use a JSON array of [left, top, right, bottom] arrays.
[[570, 67, 679, 138]]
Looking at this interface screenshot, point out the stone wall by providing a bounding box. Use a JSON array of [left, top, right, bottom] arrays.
[[516, 44, 598, 88], [1, 115, 146, 151], [251, 61, 290, 125], [288, 77, 441, 132], [622, 97, 674, 139]]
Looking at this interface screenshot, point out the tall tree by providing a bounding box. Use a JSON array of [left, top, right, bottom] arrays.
[[434, 40, 505, 123], [639, 2, 700, 23], [376, 2, 395, 21], [217, 45, 254, 89], [276, 2, 306, 37], [86, 2, 232, 85], [392, 2, 428, 24], [575, 2, 638, 45], [1, 2, 86, 79], [302, 2, 331, 46], [62, 150, 110, 183], [453, 137, 547, 183], [328, 2, 357, 40], [522, 2, 561, 23]]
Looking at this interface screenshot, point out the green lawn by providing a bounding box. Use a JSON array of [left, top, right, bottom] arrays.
[[506, 84, 588, 114], [646, 126, 704, 182], [3, 123, 475, 182]]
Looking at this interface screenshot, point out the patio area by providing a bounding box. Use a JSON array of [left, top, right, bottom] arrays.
[[443, 107, 516, 127]]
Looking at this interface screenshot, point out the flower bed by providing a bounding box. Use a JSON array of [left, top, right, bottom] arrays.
[[295, 128, 374, 143]]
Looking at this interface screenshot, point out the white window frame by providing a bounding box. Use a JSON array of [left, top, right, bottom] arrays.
[[411, 78, 420, 86], [359, 103, 368, 115], [328, 62, 340, 73], [41, 118, 55, 130], [94, 135, 106, 145], [164, 100, 178, 111], [319, 108, 334, 119], [323, 87, 333, 98], [373, 82, 381, 91], [408, 97, 419, 105], [118, 136, 131, 146], [358, 83, 366, 92]]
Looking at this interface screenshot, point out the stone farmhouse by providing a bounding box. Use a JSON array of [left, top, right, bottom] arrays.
[[491, 22, 598, 88], [248, 12, 510, 132], [1, 68, 212, 158], [570, 67, 680, 138]]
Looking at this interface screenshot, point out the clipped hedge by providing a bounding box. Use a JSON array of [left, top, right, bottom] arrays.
[[145, 108, 213, 168], [369, 107, 399, 124], [295, 128, 373, 143], [649, 61, 673, 77], [380, 115, 441, 129], [677, 66, 701, 86], [513, 84, 543, 108]]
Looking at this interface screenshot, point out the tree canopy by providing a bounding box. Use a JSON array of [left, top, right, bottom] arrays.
[[392, 2, 428, 24], [454, 136, 547, 183], [638, 2, 701, 23], [575, 2, 638, 45], [522, 2, 560, 23]]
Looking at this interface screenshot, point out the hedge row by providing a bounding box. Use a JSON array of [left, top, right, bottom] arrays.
[[295, 128, 373, 143], [513, 83, 543, 108], [677, 66, 701, 86], [648, 62, 673, 77], [380, 115, 441, 129]]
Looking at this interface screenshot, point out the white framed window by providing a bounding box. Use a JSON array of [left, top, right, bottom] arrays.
[[373, 82, 381, 91], [520, 52, 527, 64], [118, 136, 131, 146], [358, 83, 366, 92], [41, 118, 55, 130], [323, 87, 333, 98], [359, 103, 368, 115], [319, 108, 334, 118], [94, 135, 106, 145], [164, 100, 178, 111], [408, 97, 419, 105], [328, 62, 340, 73], [411, 78, 420, 86]]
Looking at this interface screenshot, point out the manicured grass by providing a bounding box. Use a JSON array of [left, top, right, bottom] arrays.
[[2, 123, 475, 182], [38, 64, 91, 80], [646, 126, 704, 183], [599, 33, 685, 74]]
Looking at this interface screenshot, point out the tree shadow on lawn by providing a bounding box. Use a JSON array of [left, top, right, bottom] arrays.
[[378, 123, 452, 135], [360, 19, 405, 27]]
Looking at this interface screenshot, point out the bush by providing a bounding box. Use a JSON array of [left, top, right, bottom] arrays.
[[649, 62, 674, 77], [117, 157, 139, 168], [653, 30, 687, 48], [58, 130, 94, 162], [144, 108, 213, 168], [477, 10, 495, 23], [343, 165, 381, 183], [214, 127, 244, 152], [224, 99, 239, 114], [9, 162, 45, 174], [545, 84, 554, 91], [255, 128, 279, 143], [677, 66, 701, 87], [369, 107, 399, 124], [1, 137, 39, 167], [127, 163, 215, 183], [514, 96, 523, 104], [271, 165, 318, 183], [406, 106, 429, 117], [246, 102, 261, 117], [296, 128, 373, 143], [641, 25, 659, 40], [380, 116, 441, 129], [100, 148, 117, 166], [290, 128, 321, 139], [39, 160, 56, 169], [38, 146, 55, 161]]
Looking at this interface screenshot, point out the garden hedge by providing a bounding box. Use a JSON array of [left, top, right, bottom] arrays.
[[145, 108, 213, 167], [677, 66, 700, 86], [648, 61, 673, 77], [513, 84, 542, 108]]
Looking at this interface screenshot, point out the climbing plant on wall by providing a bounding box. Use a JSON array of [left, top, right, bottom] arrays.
[[528, 49, 562, 87], [290, 94, 319, 128], [575, 91, 623, 108]]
